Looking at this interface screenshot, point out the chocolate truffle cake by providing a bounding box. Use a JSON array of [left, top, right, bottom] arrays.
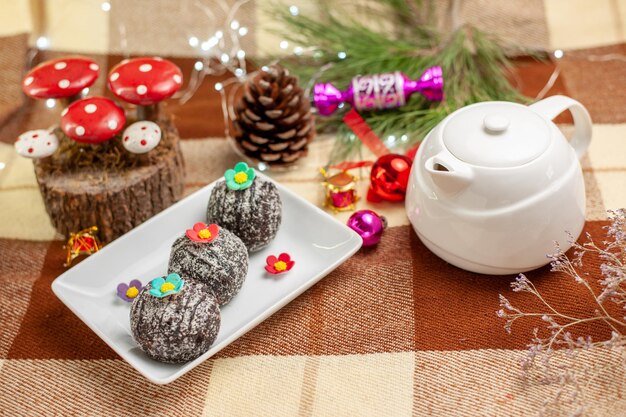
[[168, 222, 248, 305], [207, 162, 282, 252], [130, 274, 220, 363]]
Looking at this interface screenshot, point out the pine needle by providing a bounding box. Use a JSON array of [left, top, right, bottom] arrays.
[[268, 1, 528, 163]]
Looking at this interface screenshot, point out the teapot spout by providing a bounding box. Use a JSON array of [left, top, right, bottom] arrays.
[[425, 153, 473, 194]]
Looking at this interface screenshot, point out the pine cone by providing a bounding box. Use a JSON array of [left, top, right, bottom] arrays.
[[233, 64, 315, 165]]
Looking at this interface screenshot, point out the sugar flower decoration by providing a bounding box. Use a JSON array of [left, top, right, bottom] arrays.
[[116, 279, 143, 302], [265, 253, 295, 275], [149, 273, 184, 298], [186, 222, 219, 243], [225, 162, 255, 190]]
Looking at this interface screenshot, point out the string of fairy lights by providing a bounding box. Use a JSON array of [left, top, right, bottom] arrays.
[[5, 0, 626, 175]]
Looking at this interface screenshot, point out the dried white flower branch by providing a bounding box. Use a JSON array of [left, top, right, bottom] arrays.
[[498, 209, 626, 416]]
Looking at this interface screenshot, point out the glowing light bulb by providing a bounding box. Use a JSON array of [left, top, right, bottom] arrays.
[[101, 2, 111, 12], [0, 162, 5, 170], [400, 134, 408, 142], [36, 36, 49, 50], [289, 5, 299, 16], [337, 51, 347, 59], [236, 50, 246, 59], [45, 98, 55, 109], [387, 135, 396, 144], [220, 53, 230, 63], [238, 27, 248, 36], [261, 66, 269, 71], [203, 37, 219, 51], [258, 162, 268, 171], [194, 61, 204, 71], [81, 87, 90, 95], [279, 40, 289, 50], [234, 68, 244, 77], [214, 82, 223, 91], [189, 36, 199, 47], [230, 20, 240, 30], [294, 46, 303, 55], [215, 31, 223, 39], [554, 49, 564, 59]]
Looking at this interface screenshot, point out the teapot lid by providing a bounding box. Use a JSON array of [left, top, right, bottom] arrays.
[[442, 102, 551, 168]]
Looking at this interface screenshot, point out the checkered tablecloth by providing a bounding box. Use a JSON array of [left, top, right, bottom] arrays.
[[1, 1, 626, 415]]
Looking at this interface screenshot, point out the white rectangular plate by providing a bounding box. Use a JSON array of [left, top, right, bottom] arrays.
[[52, 173, 362, 384]]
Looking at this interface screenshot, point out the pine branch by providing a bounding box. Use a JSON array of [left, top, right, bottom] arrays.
[[268, 1, 529, 163]]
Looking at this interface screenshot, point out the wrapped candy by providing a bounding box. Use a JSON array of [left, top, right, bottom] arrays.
[[314, 66, 444, 116]]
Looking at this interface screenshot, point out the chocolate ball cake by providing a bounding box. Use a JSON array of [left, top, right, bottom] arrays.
[[130, 276, 220, 363], [207, 162, 282, 252], [168, 223, 248, 305]]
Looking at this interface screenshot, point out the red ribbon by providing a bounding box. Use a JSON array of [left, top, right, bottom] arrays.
[[329, 160, 374, 171], [342, 108, 390, 158]]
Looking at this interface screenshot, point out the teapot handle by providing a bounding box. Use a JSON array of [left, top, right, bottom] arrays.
[[529, 95, 592, 159]]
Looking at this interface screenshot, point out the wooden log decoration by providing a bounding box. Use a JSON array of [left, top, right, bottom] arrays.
[[34, 117, 185, 244]]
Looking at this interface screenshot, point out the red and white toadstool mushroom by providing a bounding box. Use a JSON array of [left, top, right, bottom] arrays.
[[60, 97, 125, 144], [14, 129, 59, 159], [22, 56, 99, 104], [107, 57, 182, 120], [121, 121, 162, 154]]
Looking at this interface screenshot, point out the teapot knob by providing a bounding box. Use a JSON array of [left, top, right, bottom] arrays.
[[483, 114, 509, 134]]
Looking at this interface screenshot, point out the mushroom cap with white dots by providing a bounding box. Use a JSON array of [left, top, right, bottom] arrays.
[[61, 96, 126, 144], [121, 121, 162, 154], [22, 56, 100, 99], [14, 129, 59, 159], [107, 57, 183, 106]]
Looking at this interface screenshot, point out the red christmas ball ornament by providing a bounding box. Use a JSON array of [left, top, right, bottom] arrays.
[[369, 153, 413, 202]]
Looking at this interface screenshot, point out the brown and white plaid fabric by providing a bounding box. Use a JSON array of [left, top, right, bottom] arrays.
[[1, 2, 626, 416]]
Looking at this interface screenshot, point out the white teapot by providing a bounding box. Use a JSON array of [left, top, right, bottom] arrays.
[[405, 95, 592, 275]]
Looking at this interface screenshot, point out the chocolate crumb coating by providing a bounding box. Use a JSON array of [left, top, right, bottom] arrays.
[[168, 227, 248, 305], [206, 177, 282, 252], [130, 280, 220, 363]]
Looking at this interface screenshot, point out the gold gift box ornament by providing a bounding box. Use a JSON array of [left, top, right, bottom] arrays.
[[320, 167, 359, 212], [64, 226, 101, 267]]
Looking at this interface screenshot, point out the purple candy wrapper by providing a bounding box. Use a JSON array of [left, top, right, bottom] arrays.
[[314, 66, 444, 116]]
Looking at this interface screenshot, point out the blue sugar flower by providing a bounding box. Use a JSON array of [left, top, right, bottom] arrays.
[[149, 273, 184, 298]]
